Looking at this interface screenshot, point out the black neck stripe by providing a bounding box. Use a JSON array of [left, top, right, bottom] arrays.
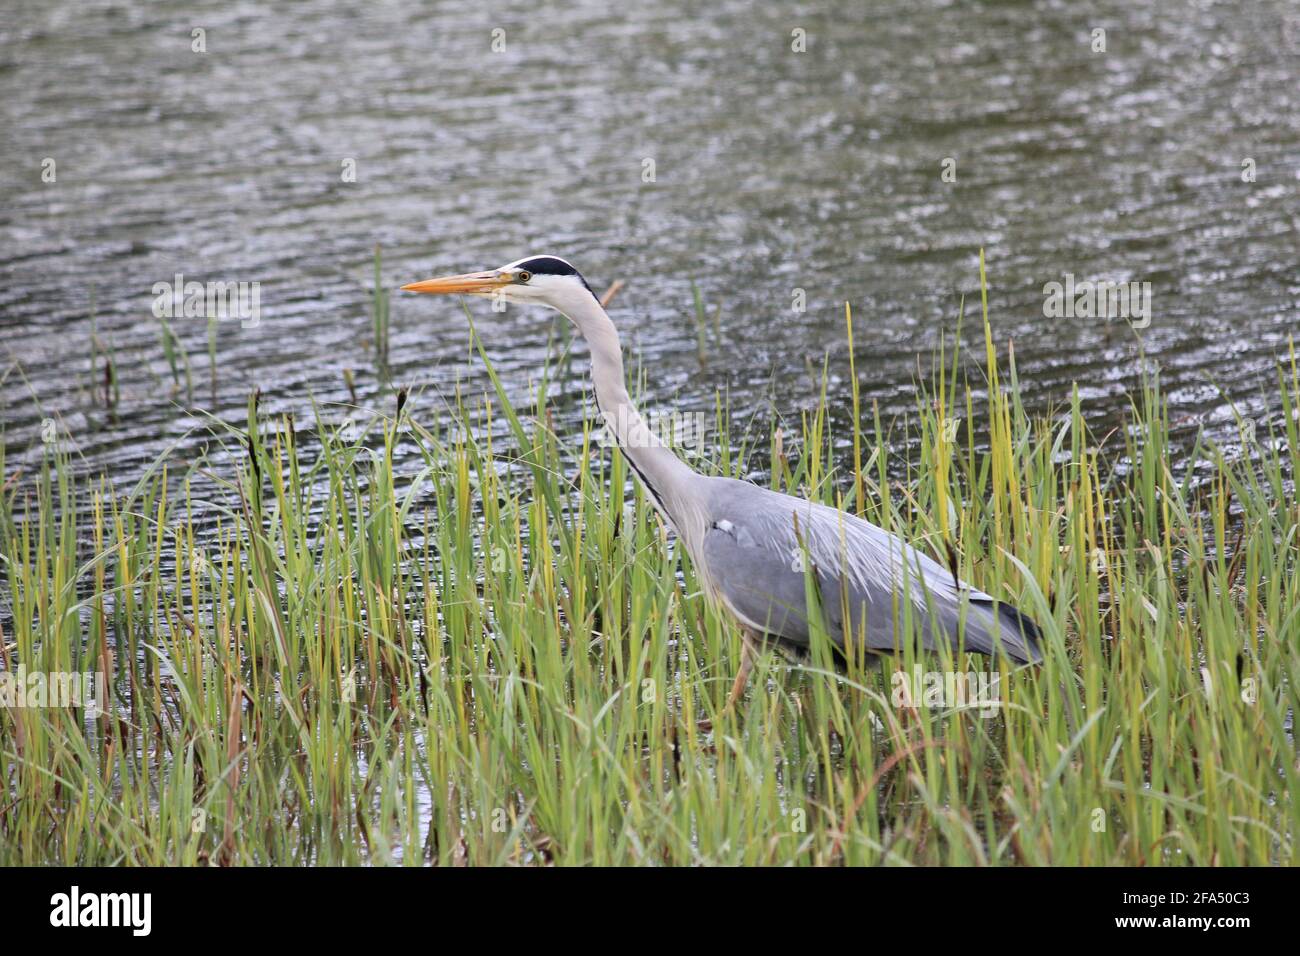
[[594, 392, 666, 511]]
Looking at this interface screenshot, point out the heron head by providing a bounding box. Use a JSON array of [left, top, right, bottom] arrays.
[[401, 255, 597, 314]]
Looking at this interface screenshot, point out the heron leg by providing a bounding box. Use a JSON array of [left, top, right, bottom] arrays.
[[699, 631, 759, 731], [725, 633, 758, 712]]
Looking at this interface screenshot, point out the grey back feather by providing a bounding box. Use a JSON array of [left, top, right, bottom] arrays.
[[694, 477, 1042, 664]]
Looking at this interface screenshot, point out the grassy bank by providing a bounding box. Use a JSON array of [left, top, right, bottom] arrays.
[[2, 278, 1298, 865]]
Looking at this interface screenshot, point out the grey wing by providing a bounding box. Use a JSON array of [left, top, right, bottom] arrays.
[[698, 480, 1042, 664]]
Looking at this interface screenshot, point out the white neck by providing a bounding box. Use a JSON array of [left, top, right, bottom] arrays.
[[549, 286, 702, 534]]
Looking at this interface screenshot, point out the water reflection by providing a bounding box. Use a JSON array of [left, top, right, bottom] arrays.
[[2, 0, 1297, 484]]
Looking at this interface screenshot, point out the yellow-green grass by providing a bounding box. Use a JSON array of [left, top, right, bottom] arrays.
[[2, 268, 1297, 865]]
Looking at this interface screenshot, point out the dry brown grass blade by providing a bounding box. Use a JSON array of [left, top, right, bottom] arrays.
[[599, 280, 624, 308], [829, 737, 949, 864]]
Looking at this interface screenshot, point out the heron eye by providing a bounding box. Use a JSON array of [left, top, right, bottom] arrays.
[[516, 270, 532, 283]]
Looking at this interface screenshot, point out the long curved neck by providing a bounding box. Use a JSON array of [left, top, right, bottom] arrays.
[[557, 291, 700, 531]]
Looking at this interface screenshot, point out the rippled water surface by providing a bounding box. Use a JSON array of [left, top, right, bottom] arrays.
[[2, 0, 1298, 483]]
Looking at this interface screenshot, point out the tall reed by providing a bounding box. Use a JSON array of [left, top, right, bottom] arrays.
[[1, 268, 1295, 865]]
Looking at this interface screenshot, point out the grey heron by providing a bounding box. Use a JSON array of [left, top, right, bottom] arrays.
[[402, 255, 1043, 717]]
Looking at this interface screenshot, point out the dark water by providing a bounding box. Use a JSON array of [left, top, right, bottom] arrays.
[[2, 0, 1298, 484]]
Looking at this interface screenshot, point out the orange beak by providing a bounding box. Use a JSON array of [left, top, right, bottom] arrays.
[[400, 270, 511, 295]]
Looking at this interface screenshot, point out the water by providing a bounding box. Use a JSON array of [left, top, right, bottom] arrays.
[[3, 0, 1298, 486]]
